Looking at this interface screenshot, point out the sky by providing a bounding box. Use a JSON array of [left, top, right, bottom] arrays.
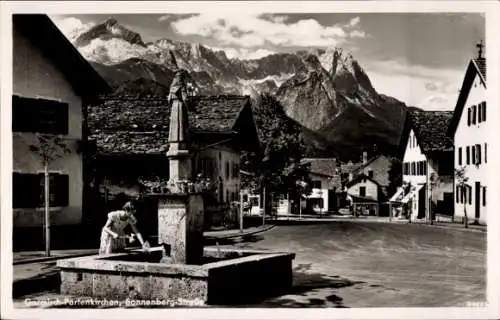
[[50, 12, 485, 110]]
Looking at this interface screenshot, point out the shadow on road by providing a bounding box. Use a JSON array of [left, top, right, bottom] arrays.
[[248, 263, 365, 308], [204, 234, 264, 246]]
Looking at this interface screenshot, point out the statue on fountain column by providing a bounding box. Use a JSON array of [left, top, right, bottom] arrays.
[[167, 70, 191, 155]]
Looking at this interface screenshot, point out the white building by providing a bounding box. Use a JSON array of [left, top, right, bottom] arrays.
[[301, 158, 342, 213], [393, 110, 454, 221], [12, 15, 111, 248], [448, 48, 487, 224]]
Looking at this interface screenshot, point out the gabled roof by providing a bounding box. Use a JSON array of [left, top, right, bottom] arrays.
[[448, 58, 486, 136], [346, 174, 381, 188], [400, 110, 454, 156], [89, 95, 258, 154], [301, 158, 338, 177], [13, 14, 112, 98]]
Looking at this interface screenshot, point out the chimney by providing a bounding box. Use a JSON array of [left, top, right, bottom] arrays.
[[362, 151, 368, 164]]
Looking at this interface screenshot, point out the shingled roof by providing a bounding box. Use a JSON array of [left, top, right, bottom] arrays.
[[89, 95, 255, 154], [448, 57, 487, 136], [301, 158, 338, 177], [401, 110, 454, 155]]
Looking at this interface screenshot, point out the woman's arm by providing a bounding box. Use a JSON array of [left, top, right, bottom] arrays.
[[103, 217, 118, 238], [130, 222, 145, 246]]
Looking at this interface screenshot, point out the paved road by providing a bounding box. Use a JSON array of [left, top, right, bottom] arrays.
[[13, 221, 486, 308], [222, 221, 486, 308]]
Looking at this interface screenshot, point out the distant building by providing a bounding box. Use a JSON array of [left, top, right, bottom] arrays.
[[394, 110, 454, 221], [448, 47, 487, 224], [89, 95, 260, 230], [346, 174, 383, 203], [12, 14, 111, 247], [341, 152, 392, 200], [301, 158, 342, 213]]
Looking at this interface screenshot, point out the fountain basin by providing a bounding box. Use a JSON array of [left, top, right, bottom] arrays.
[[57, 247, 295, 305]]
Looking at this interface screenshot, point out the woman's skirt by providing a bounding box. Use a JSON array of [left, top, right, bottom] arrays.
[[99, 229, 127, 255]]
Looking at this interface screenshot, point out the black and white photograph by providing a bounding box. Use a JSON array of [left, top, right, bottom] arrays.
[[1, 1, 499, 319]]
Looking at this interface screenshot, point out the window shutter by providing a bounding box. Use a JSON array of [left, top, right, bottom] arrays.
[[458, 147, 462, 165], [483, 187, 486, 206], [471, 145, 476, 165], [483, 102, 487, 121], [460, 186, 464, 203], [466, 147, 470, 165], [478, 104, 482, 123], [472, 105, 476, 125], [467, 108, 471, 126], [456, 186, 459, 203], [477, 144, 482, 165]]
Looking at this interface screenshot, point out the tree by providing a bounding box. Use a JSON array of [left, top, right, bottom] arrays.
[[28, 134, 71, 256], [455, 166, 469, 228], [241, 93, 312, 214], [429, 173, 438, 225], [387, 157, 402, 199]]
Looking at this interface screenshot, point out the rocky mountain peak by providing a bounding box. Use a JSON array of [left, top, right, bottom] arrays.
[[74, 17, 146, 48]]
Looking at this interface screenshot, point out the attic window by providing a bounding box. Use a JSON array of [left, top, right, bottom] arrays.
[[368, 170, 373, 178]]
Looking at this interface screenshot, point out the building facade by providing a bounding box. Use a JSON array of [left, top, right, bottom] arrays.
[[12, 15, 110, 233], [448, 53, 487, 224], [302, 158, 342, 213], [396, 110, 454, 221]]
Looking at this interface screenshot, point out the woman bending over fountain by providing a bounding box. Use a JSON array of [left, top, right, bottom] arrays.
[[99, 201, 150, 255]]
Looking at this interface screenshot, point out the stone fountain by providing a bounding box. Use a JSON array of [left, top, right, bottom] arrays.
[[57, 70, 295, 305]]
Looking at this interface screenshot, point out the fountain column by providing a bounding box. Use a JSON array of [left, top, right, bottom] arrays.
[[157, 70, 204, 265]]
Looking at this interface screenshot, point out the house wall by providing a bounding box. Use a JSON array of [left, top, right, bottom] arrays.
[[347, 179, 379, 201], [454, 71, 488, 224], [308, 174, 330, 212], [12, 27, 83, 227], [358, 156, 391, 198], [196, 145, 240, 204]]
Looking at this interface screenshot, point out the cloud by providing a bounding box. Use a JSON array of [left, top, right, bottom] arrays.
[[365, 59, 463, 109], [171, 13, 365, 49], [50, 16, 94, 42], [349, 17, 360, 27]]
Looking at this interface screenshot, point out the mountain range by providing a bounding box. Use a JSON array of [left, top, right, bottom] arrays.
[[71, 18, 409, 160]]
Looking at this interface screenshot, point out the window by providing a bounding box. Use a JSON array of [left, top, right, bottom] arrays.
[[225, 161, 230, 180], [312, 181, 322, 189], [368, 170, 374, 178], [411, 162, 416, 175], [466, 146, 470, 165], [458, 147, 462, 165], [423, 161, 427, 175], [471, 145, 476, 165], [467, 108, 471, 126], [483, 187, 486, 206], [416, 162, 421, 175], [359, 186, 366, 197], [12, 95, 69, 134], [456, 186, 460, 203], [13, 172, 69, 208], [485, 143, 487, 163], [232, 163, 239, 178], [472, 105, 477, 124]]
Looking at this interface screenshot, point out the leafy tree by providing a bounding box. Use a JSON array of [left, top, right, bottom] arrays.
[[455, 166, 469, 228], [387, 157, 402, 198], [28, 134, 71, 256], [240, 93, 312, 211]]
